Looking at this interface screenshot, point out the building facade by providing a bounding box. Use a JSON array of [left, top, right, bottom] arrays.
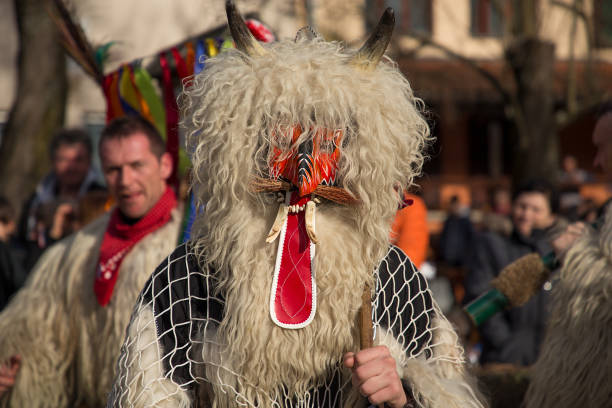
[[1, 0, 611, 208]]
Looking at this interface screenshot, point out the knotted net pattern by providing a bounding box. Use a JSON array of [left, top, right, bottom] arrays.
[[107, 245, 458, 407]]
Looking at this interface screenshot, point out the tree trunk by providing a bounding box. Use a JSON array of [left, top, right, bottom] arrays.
[[505, 38, 558, 186], [0, 0, 67, 218]]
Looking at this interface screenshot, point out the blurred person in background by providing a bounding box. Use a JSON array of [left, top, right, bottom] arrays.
[[391, 192, 460, 316], [0, 197, 26, 312], [479, 185, 513, 236], [558, 155, 593, 221], [436, 195, 476, 339], [0, 116, 182, 407], [390, 193, 429, 269], [490, 186, 512, 217], [464, 179, 564, 366], [439, 195, 475, 269], [559, 154, 591, 186], [17, 128, 105, 268], [74, 190, 111, 228], [576, 197, 599, 223]]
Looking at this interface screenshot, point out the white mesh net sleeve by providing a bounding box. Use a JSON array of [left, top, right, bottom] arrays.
[[107, 244, 466, 408]]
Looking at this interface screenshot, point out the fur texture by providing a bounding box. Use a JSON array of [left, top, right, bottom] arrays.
[[491, 253, 549, 307], [0, 209, 182, 408], [206, 207, 379, 405], [119, 305, 192, 408], [524, 210, 612, 407], [391, 318, 485, 408], [181, 36, 431, 279], [175, 34, 484, 407]]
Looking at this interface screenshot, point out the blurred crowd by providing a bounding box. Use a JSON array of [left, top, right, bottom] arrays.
[[0, 119, 603, 365], [1, 122, 609, 368], [387, 154, 610, 375], [420, 156, 609, 370], [0, 128, 109, 310], [0, 111, 610, 408]]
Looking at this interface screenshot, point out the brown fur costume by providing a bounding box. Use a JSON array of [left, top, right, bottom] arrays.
[[0, 209, 181, 407], [107, 5, 485, 408], [524, 209, 612, 407]]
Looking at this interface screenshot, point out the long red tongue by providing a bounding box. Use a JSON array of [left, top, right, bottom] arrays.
[[270, 192, 316, 328]]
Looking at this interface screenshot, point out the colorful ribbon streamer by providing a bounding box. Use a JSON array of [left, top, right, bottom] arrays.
[[194, 39, 207, 74], [185, 42, 195, 78], [159, 51, 180, 191], [180, 191, 198, 243], [133, 66, 166, 138], [118, 65, 145, 118], [103, 71, 125, 122], [206, 38, 218, 58]]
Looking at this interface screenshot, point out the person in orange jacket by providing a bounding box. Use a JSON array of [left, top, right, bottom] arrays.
[[390, 194, 429, 269]]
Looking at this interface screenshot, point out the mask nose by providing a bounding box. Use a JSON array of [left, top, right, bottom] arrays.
[[296, 139, 319, 197]]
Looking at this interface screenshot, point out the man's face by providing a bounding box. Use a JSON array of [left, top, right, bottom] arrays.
[[100, 132, 172, 219], [512, 192, 554, 237], [593, 113, 612, 177], [53, 143, 91, 190]]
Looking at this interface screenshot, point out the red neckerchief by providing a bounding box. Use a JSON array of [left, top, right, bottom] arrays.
[[94, 186, 177, 306]]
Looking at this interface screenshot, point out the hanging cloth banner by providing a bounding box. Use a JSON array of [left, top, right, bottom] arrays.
[[133, 66, 167, 139], [160, 51, 180, 191]]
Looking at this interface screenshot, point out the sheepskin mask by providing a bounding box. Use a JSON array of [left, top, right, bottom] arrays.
[[218, 1, 398, 329], [269, 125, 344, 197], [230, 0, 395, 206]]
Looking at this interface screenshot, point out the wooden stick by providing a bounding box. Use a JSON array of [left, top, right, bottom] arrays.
[[359, 283, 384, 408], [360, 284, 374, 349]]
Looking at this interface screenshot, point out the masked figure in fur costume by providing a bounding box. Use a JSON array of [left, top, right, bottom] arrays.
[[0, 116, 182, 407], [524, 107, 612, 408], [108, 3, 485, 408]]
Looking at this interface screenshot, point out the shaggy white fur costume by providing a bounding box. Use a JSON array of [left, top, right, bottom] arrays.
[[524, 209, 612, 408], [108, 11, 485, 408], [0, 209, 181, 408]]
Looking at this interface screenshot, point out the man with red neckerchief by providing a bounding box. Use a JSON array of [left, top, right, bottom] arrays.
[[0, 116, 182, 408]]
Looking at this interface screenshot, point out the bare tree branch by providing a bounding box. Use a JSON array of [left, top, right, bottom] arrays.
[[550, 0, 587, 19], [566, 0, 580, 114], [557, 96, 609, 128], [551, 0, 600, 113], [403, 30, 512, 105]]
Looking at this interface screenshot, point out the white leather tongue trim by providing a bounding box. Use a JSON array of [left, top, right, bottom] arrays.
[[269, 190, 317, 329]]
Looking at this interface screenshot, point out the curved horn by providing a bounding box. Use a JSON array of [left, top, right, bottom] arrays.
[[226, 0, 267, 57], [350, 7, 395, 71]]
